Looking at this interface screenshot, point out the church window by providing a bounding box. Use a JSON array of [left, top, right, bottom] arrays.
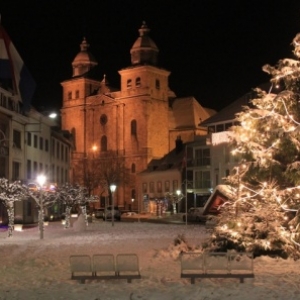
[[131, 120, 137, 135], [131, 163, 136, 173], [101, 136, 107, 152], [136, 77, 141, 87], [75, 90, 79, 98], [100, 114, 108, 125], [155, 79, 160, 89], [68, 92, 72, 100], [127, 79, 132, 89]]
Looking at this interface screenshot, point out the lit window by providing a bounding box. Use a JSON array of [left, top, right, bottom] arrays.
[[127, 79, 132, 89]]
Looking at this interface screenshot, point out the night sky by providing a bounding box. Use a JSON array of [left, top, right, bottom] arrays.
[[1, 0, 300, 112]]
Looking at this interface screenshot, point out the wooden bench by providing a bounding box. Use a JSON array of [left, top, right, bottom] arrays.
[[70, 253, 141, 283], [181, 251, 254, 284]]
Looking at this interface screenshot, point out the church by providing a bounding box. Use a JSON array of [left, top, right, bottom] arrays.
[[60, 22, 216, 211]]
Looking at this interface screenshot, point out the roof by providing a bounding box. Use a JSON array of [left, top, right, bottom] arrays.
[[200, 82, 283, 126], [169, 96, 216, 129], [203, 184, 236, 215]]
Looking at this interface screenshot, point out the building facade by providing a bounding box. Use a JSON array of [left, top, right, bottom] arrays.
[[60, 22, 215, 211]]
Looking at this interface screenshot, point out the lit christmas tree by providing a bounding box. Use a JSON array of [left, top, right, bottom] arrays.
[[207, 33, 300, 259]]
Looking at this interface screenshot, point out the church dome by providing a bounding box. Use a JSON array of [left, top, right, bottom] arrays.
[[130, 22, 159, 66], [72, 38, 98, 77]]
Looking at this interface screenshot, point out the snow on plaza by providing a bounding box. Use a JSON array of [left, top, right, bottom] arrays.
[[0, 220, 300, 300]]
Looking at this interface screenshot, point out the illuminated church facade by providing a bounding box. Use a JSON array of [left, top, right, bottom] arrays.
[[60, 22, 215, 210]]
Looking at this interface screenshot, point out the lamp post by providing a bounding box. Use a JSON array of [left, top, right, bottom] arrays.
[[37, 174, 46, 239], [176, 190, 181, 214], [110, 184, 117, 227]]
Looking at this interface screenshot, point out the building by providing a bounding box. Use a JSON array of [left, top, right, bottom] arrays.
[[60, 22, 216, 211], [0, 24, 72, 224]]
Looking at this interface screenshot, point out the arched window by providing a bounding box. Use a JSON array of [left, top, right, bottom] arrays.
[[131, 189, 136, 199], [131, 120, 137, 135], [127, 79, 132, 89], [131, 163, 136, 173], [136, 77, 141, 87], [75, 90, 79, 98], [155, 79, 160, 89], [101, 136, 107, 152]]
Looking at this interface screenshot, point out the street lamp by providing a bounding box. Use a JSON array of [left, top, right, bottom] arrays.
[[176, 190, 181, 214], [37, 174, 46, 239], [110, 184, 117, 227]]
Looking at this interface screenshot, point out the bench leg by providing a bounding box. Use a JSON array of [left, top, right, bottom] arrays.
[[240, 278, 244, 283], [191, 278, 195, 284]]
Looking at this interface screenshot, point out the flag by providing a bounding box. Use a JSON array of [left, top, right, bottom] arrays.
[[0, 24, 36, 111]]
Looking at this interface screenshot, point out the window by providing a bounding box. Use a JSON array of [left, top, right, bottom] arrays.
[[68, 91, 72, 100], [27, 160, 31, 180], [33, 161, 38, 178], [142, 183, 147, 193], [131, 163, 136, 173], [149, 182, 154, 193], [51, 139, 55, 156], [131, 189, 136, 200], [195, 170, 211, 189], [136, 77, 141, 87], [127, 79, 132, 89], [157, 181, 162, 193], [39, 163, 43, 172], [57, 166, 60, 183], [61, 145, 64, 160], [65, 169, 68, 182], [195, 148, 210, 166], [12, 161, 20, 181], [216, 124, 224, 132], [39, 137, 43, 150], [131, 120, 137, 135], [75, 90, 79, 98], [45, 139, 49, 152], [65, 148, 68, 162], [27, 132, 32, 146], [165, 181, 170, 192], [13, 130, 21, 149], [101, 136, 107, 152], [100, 114, 108, 125], [34, 135, 38, 148], [56, 142, 60, 159], [172, 180, 178, 192], [155, 79, 160, 89]]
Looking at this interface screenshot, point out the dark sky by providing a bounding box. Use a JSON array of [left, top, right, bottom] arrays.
[[1, 0, 300, 112]]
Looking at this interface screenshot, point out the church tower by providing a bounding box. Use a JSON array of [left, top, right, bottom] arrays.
[[60, 23, 172, 209], [60, 38, 100, 160], [117, 21, 170, 162]]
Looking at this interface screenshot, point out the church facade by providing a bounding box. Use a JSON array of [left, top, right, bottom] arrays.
[[60, 22, 215, 211]]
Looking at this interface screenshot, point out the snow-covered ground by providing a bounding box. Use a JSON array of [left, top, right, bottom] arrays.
[[1, 219, 300, 300]]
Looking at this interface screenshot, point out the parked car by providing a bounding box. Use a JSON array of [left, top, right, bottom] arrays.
[[182, 207, 207, 223], [103, 206, 121, 221], [94, 208, 105, 219]]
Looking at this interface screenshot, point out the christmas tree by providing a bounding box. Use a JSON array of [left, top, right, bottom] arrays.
[[207, 33, 300, 259]]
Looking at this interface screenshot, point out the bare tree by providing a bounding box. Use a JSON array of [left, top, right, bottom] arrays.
[[73, 150, 131, 205], [0, 178, 27, 237]]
